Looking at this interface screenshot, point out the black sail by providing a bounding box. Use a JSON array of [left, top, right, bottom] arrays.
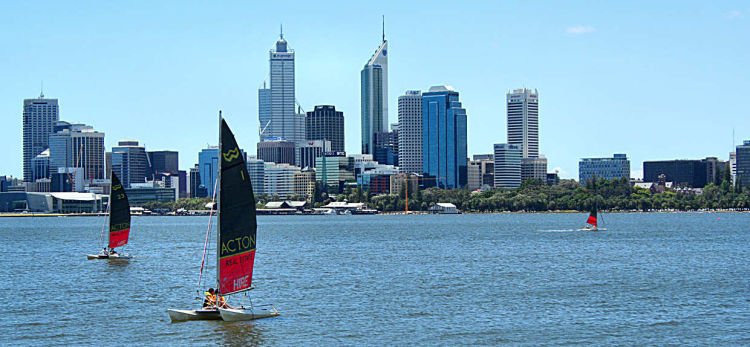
[[217, 118, 257, 294], [108, 172, 131, 248]]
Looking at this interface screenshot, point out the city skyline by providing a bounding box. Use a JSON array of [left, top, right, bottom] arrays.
[[1, 1, 749, 179]]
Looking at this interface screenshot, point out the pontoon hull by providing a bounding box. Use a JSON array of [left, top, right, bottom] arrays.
[[219, 306, 280, 322], [86, 254, 132, 260], [167, 309, 222, 322]]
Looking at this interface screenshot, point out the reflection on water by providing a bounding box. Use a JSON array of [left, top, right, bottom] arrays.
[[215, 322, 265, 346]]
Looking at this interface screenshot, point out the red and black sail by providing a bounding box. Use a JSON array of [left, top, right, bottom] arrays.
[[586, 206, 598, 228], [217, 118, 257, 295], [108, 172, 131, 248]]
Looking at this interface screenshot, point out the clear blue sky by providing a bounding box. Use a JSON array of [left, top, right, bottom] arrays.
[[1, 1, 748, 179]]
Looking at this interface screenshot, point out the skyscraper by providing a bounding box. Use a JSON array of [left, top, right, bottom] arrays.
[[507, 88, 539, 159], [48, 121, 106, 181], [398, 90, 422, 173], [374, 124, 398, 166], [305, 105, 344, 152], [111, 140, 150, 188], [361, 23, 388, 154], [148, 150, 179, 176], [22, 93, 59, 182], [257, 139, 296, 165], [422, 86, 468, 189], [258, 28, 302, 142], [198, 146, 219, 197], [494, 144, 522, 189]]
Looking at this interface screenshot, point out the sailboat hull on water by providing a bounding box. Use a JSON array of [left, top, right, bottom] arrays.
[[219, 306, 280, 322], [86, 253, 132, 260], [167, 309, 222, 322]]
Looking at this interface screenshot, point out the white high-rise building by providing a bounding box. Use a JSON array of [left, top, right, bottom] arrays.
[[258, 28, 301, 142], [22, 94, 59, 182], [494, 144, 522, 189], [48, 121, 106, 181], [397, 90, 422, 174], [264, 162, 300, 199], [507, 88, 539, 159], [361, 25, 388, 154]]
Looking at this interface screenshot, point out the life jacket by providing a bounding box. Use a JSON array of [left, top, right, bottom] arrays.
[[203, 292, 216, 307]]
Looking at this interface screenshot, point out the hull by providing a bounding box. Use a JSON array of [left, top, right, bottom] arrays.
[[86, 253, 132, 260], [578, 227, 607, 232], [167, 309, 222, 322], [219, 306, 280, 322]]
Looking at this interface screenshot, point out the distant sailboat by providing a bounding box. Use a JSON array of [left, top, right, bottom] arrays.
[[168, 114, 279, 322], [579, 205, 606, 232], [87, 172, 133, 259]]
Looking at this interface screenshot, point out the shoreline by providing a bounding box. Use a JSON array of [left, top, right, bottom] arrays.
[[1, 209, 747, 218]]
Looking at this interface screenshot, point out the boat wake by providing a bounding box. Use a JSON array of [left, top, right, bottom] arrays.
[[537, 229, 577, 233]]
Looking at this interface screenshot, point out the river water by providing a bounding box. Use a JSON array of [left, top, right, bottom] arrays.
[[0, 213, 748, 345]]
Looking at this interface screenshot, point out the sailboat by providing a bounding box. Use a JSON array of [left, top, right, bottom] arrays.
[[579, 205, 607, 232], [87, 172, 133, 259], [168, 114, 279, 322]]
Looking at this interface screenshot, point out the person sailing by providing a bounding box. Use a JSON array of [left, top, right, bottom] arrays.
[[215, 290, 234, 309], [203, 288, 216, 308]]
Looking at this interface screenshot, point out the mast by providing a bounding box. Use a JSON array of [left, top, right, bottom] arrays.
[[216, 110, 222, 292]]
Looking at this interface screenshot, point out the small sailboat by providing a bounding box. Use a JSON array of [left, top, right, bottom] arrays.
[[168, 114, 279, 322], [87, 172, 133, 260], [579, 205, 607, 232]]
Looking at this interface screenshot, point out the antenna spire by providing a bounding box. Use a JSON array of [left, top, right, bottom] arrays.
[[382, 15, 385, 42], [40, 81, 44, 98], [280, 24, 284, 40]]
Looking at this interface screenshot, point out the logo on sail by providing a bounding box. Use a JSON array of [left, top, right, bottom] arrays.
[[223, 148, 240, 162], [112, 184, 123, 191]]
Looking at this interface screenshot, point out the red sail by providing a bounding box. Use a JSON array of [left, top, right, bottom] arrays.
[[217, 118, 257, 295], [586, 214, 597, 227]]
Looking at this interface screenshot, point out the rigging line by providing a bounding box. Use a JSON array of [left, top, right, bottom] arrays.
[[98, 191, 111, 247], [197, 177, 220, 290]]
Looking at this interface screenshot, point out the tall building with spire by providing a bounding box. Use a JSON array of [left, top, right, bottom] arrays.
[[361, 18, 389, 154], [22, 91, 59, 182], [258, 27, 303, 142]]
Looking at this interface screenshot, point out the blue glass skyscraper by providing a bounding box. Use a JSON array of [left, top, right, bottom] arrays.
[[421, 86, 467, 189], [198, 146, 219, 197]]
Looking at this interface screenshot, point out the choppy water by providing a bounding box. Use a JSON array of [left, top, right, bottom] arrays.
[[0, 213, 748, 345]]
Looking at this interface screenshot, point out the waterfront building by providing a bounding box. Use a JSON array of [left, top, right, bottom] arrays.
[[473, 154, 496, 187], [31, 149, 50, 181], [257, 139, 296, 165], [390, 173, 419, 196], [579, 154, 630, 184], [736, 140, 750, 188], [521, 157, 548, 182], [296, 140, 331, 170], [305, 105, 344, 152], [126, 182, 176, 205], [22, 94, 59, 182], [315, 153, 355, 193], [111, 140, 149, 188], [198, 146, 219, 197], [494, 144, 522, 189], [467, 160, 482, 190], [374, 123, 399, 166], [263, 162, 300, 199], [422, 85, 468, 189], [293, 169, 316, 201], [643, 157, 728, 188], [51, 167, 84, 192], [48, 121, 105, 181], [546, 172, 560, 186], [246, 156, 265, 196], [361, 27, 389, 155], [148, 150, 179, 177], [258, 29, 302, 142], [357, 163, 398, 193], [507, 88, 539, 159], [398, 90, 423, 173], [0, 176, 8, 193]]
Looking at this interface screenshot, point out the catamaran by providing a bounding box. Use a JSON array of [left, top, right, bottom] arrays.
[[87, 172, 132, 260], [579, 205, 607, 232], [168, 114, 279, 322]]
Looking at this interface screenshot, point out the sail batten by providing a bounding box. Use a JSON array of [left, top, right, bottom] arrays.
[[108, 173, 131, 248], [217, 118, 257, 295]]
